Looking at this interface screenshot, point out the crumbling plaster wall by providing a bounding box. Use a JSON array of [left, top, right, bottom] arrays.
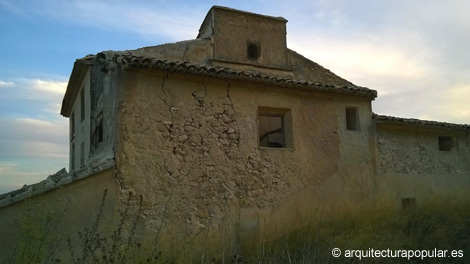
[[113, 68, 379, 244], [376, 125, 470, 205]]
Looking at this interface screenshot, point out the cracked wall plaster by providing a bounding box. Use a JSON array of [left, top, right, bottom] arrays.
[[114, 69, 343, 237]]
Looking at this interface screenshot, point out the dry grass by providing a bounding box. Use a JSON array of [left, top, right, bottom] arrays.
[[7, 194, 470, 263], [247, 196, 470, 264]]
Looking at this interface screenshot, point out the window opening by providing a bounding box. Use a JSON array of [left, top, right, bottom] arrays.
[[71, 112, 75, 139], [80, 87, 85, 122], [438, 136, 453, 151], [346, 107, 359, 131], [247, 41, 260, 60], [259, 115, 284, 148], [258, 107, 292, 148]]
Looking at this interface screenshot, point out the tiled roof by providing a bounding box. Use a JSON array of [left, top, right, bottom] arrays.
[[97, 52, 377, 99], [373, 114, 470, 131]]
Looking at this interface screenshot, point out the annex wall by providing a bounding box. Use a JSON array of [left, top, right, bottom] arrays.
[[375, 124, 470, 207], [0, 168, 119, 263]]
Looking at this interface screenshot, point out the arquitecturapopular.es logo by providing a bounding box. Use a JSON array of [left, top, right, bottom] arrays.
[[331, 248, 463, 261]]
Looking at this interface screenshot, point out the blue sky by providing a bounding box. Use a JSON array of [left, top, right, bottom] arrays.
[[0, 0, 469, 194]]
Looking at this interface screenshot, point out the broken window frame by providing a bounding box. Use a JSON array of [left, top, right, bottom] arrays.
[[258, 107, 293, 149]]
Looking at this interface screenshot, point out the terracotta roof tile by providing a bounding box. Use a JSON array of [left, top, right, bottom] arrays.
[[97, 52, 377, 99]]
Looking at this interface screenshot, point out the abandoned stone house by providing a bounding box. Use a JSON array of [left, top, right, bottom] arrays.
[[1, 5, 469, 260]]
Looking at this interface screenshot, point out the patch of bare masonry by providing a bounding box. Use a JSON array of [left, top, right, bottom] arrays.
[[114, 74, 295, 233]]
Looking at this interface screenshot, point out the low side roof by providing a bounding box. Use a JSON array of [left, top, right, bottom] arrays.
[[374, 114, 470, 132]]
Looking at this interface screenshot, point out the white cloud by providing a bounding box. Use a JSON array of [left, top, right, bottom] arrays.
[[416, 83, 470, 123], [289, 34, 431, 84], [373, 82, 470, 124], [0, 76, 69, 193], [0, 163, 34, 193], [0, 162, 43, 180], [0, 114, 68, 194], [0, 116, 68, 193], [0, 117, 68, 159], [44, 103, 63, 115], [20, 1, 204, 42], [284, 0, 470, 125], [0, 80, 14, 88], [0, 77, 67, 117], [31, 79, 67, 94], [25, 79, 67, 103], [0, 162, 18, 175], [15, 117, 58, 128], [0, 161, 64, 194]]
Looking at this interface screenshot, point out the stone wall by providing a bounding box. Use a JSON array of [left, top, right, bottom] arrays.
[[376, 124, 470, 175], [375, 124, 470, 207]]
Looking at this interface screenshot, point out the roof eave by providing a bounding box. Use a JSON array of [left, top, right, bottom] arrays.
[[104, 53, 377, 99], [60, 59, 93, 117], [373, 114, 470, 132]]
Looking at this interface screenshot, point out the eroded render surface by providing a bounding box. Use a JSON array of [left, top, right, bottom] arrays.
[[114, 69, 348, 238]]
